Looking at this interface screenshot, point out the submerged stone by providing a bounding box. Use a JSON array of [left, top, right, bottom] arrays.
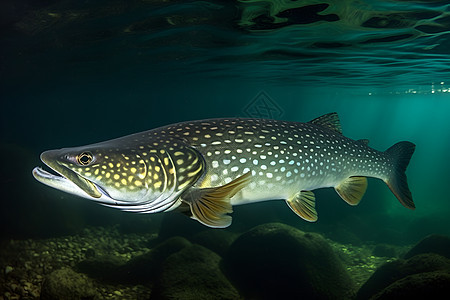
[[190, 229, 238, 257], [40, 267, 97, 300], [222, 222, 355, 299], [357, 253, 450, 299], [372, 244, 399, 257], [404, 234, 450, 259], [371, 270, 450, 299], [75, 254, 127, 283], [153, 244, 239, 299], [121, 236, 192, 284]]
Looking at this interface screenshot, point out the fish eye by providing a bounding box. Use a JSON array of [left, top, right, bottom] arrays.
[[77, 152, 93, 166]]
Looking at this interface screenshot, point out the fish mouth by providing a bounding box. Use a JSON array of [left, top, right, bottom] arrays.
[[32, 150, 102, 199]]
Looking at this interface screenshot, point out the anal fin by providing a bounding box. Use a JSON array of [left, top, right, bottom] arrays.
[[181, 172, 251, 228], [335, 176, 367, 206], [286, 190, 318, 222]]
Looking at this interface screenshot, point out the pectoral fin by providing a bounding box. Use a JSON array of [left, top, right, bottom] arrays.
[[335, 176, 367, 205], [181, 172, 251, 228], [286, 190, 318, 222]]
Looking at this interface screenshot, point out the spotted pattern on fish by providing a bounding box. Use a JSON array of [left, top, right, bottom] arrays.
[[152, 117, 396, 205], [33, 113, 416, 228]]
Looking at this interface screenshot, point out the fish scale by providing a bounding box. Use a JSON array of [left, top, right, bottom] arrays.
[[33, 113, 416, 228], [162, 117, 392, 204]]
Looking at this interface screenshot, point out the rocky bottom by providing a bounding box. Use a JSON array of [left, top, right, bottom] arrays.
[[1, 224, 449, 299]]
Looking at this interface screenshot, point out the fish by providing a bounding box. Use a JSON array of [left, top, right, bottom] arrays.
[[32, 113, 416, 228]]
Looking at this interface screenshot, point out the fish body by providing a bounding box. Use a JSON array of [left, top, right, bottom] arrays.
[[33, 113, 415, 228]]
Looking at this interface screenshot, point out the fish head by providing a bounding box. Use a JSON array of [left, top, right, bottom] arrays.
[[33, 139, 205, 213]]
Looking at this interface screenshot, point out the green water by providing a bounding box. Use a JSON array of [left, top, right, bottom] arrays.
[[1, 0, 450, 298]]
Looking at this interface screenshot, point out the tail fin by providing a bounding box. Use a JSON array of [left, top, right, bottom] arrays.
[[384, 141, 416, 209]]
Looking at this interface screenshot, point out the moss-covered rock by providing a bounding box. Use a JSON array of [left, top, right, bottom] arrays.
[[40, 267, 97, 300], [372, 244, 399, 258], [153, 244, 239, 299], [371, 270, 450, 299], [190, 229, 238, 257], [404, 234, 450, 259], [222, 222, 355, 299], [121, 236, 192, 284], [158, 212, 206, 241], [75, 254, 127, 283], [357, 253, 450, 299]]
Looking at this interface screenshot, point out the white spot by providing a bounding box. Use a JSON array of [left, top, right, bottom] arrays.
[[239, 158, 247, 163], [211, 174, 218, 181], [212, 161, 219, 168], [261, 165, 267, 170], [231, 166, 239, 172], [253, 159, 258, 165], [223, 159, 231, 165], [266, 173, 273, 178]]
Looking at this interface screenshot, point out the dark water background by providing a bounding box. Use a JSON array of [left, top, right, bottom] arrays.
[[1, 0, 450, 246]]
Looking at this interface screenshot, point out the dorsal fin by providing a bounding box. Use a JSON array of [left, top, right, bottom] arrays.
[[308, 112, 342, 134]]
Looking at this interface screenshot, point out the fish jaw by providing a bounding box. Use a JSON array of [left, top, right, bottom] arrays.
[[32, 166, 121, 205], [33, 149, 104, 200]]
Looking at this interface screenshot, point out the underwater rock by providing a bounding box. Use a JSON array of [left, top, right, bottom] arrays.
[[356, 253, 450, 299], [153, 244, 239, 299], [190, 229, 238, 257], [372, 244, 399, 257], [158, 212, 206, 241], [120, 236, 192, 284], [222, 222, 355, 299], [75, 254, 127, 283], [76, 236, 191, 284], [370, 271, 450, 299], [404, 234, 450, 259], [40, 267, 97, 300]]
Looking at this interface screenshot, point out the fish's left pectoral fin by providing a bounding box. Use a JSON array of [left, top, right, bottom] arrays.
[[286, 190, 318, 222], [182, 172, 251, 228], [335, 176, 367, 206]]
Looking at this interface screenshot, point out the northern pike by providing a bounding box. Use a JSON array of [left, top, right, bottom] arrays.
[[32, 113, 415, 228]]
